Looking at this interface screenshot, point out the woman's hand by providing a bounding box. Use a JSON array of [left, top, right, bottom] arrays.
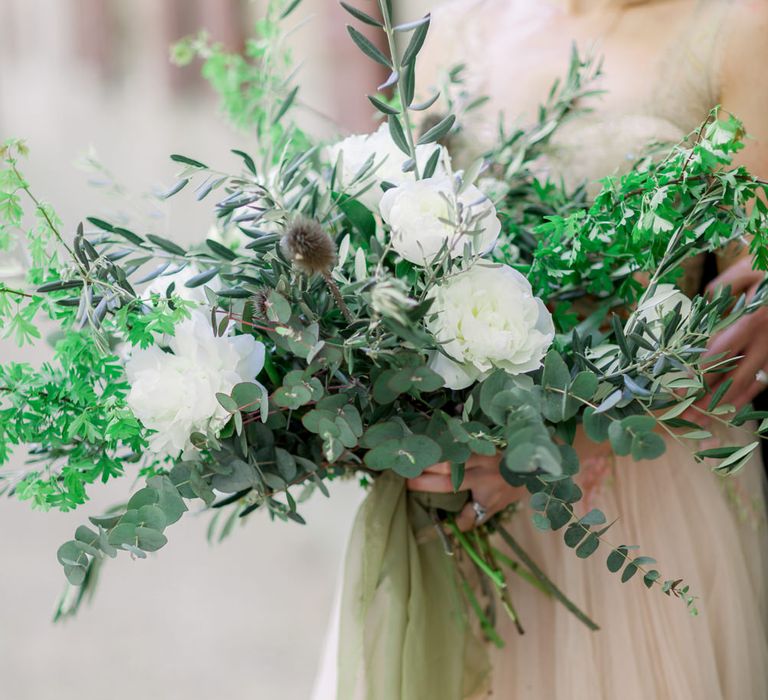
[[407, 453, 524, 531], [699, 257, 768, 412]]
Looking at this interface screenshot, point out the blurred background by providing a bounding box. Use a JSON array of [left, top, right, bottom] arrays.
[[0, 1, 431, 698]]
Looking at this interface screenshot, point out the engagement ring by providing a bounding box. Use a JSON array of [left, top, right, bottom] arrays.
[[472, 500, 488, 525]]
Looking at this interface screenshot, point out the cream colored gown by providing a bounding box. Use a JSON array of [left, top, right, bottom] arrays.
[[314, 1, 768, 698]]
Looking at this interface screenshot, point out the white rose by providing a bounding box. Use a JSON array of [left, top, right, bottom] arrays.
[[125, 311, 266, 458], [426, 263, 555, 390], [327, 123, 449, 209], [379, 176, 501, 266]]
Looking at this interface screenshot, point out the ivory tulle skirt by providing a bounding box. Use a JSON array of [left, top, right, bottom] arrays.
[[313, 424, 768, 700]]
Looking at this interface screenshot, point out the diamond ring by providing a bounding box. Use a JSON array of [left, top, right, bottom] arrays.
[[472, 500, 488, 525], [756, 369, 768, 386]]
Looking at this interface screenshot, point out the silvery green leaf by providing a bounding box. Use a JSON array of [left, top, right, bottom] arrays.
[[339, 2, 383, 27], [417, 114, 455, 146], [346, 25, 391, 68], [410, 91, 440, 112], [401, 15, 431, 66], [354, 247, 368, 281], [368, 94, 399, 116]]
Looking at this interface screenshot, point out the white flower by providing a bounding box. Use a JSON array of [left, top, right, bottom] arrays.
[[326, 124, 449, 209], [379, 176, 501, 266], [633, 284, 692, 326], [426, 263, 554, 390], [125, 311, 266, 459], [630, 283, 692, 358]]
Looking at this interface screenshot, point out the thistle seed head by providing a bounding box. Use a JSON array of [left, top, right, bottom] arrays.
[[281, 216, 337, 277], [251, 288, 271, 320]]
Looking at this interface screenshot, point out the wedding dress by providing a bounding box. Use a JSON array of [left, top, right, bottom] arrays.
[[313, 1, 768, 698]]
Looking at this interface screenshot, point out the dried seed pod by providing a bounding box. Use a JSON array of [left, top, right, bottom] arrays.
[[281, 217, 337, 276]]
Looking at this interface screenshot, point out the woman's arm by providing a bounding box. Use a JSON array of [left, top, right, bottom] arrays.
[[701, 0, 768, 411]]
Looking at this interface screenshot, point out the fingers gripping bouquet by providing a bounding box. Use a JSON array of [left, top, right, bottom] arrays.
[[1, 0, 768, 685]]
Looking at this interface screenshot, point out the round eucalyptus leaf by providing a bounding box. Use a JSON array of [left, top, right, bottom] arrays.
[[583, 407, 611, 443], [211, 460, 258, 493], [630, 432, 666, 461], [360, 421, 406, 448], [301, 409, 333, 434], [57, 541, 88, 568], [216, 393, 239, 413], [266, 290, 292, 323], [273, 384, 312, 410], [126, 487, 159, 510], [564, 523, 587, 548], [608, 421, 632, 456], [621, 562, 639, 583], [74, 525, 98, 545], [575, 532, 600, 558], [373, 369, 401, 404], [232, 382, 267, 411], [63, 563, 88, 586], [108, 523, 138, 547], [364, 435, 442, 478], [137, 504, 167, 532], [606, 546, 629, 573], [335, 416, 359, 449], [546, 500, 571, 531], [621, 414, 656, 434], [135, 527, 168, 552]]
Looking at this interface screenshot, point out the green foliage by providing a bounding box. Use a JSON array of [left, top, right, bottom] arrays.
[[0, 331, 148, 510], [171, 0, 310, 167], [2, 0, 766, 629], [498, 110, 768, 320]]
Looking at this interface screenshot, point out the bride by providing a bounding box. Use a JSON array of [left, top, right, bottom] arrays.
[[316, 1, 768, 698]]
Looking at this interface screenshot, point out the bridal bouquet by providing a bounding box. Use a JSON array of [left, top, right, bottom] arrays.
[[2, 0, 767, 674]]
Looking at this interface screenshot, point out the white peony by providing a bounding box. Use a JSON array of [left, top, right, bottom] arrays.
[[379, 176, 501, 266], [125, 311, 266, 459], [326, 123, 449, 209], [426, 263, 555, 390]]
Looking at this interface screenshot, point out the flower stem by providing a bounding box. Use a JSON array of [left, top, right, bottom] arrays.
[[475, 529, 525, 635], [447, 519, 505, 588], [323, 273, 354, 323], [494, 523, 600, 631], [379, 1, 421, 179], [457, 569, 505, 649], [0, 285, 36, 300]]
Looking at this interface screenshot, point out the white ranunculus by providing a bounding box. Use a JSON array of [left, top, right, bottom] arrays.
[[379, 176, 501, 266], [125, 311, 266, 459], [426, 263, 554, 390], [327, 123, 449, 209]]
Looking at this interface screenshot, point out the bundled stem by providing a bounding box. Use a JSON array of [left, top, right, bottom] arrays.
[[495, 524, 600, 632]]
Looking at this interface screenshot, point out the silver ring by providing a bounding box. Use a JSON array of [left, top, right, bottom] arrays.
[[756, 369, 768, 386], [472, 500, 488, 524]]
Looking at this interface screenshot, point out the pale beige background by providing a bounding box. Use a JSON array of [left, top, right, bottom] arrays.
[[0, 0, 429, 697]]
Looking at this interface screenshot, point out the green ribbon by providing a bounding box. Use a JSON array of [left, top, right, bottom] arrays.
[[336, 472, 490, 700]]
